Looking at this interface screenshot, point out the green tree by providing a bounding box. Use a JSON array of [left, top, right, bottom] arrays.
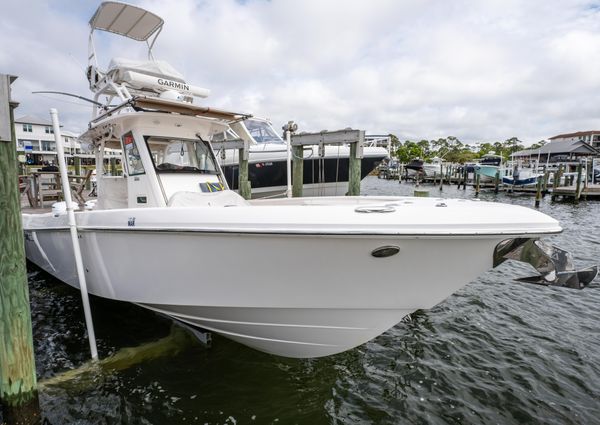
[[395, 140, 425, 163], [504, 137, 524, 158], [529, 140, 547, 150], [389, 134, 400, 152], [477, 142, 494, 156]]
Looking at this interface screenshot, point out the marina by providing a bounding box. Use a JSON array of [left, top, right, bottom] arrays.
[[2, 1, 600, 424], [10, 180, 600, 424]]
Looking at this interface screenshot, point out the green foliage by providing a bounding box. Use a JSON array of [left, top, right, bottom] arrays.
[[529, 140, 547, 151], [390, 134, 529, 163]]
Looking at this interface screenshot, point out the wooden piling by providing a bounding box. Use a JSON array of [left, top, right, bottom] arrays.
[[475, 173, 480, 196], [414, 189, 429, 197], [348, 141, 361, 196], [0, 74, 40, 423], [575, 163, 583, 203], [551, 168, 559, 201], [238, 144, 251, 200], [494, 170, 500, 194], [439, 163, 444, 191], [74, 156, 81, 178], [110, 156, 117, 176], [535, 176, 542, 207], [292, 145, 304, 197], [463, 167, 467, 190]]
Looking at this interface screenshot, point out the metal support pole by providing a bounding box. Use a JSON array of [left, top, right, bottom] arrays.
[[282, 121, 297, 198], [0, 74, 40, 423], [50, 108, 98, 360]]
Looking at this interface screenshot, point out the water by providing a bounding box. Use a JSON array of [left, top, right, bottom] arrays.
[[9, 177, 600, 424]]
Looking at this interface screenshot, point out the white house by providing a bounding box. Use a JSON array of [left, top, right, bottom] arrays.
[[15, 115, 119, 166], [15, 115, 82, 164]]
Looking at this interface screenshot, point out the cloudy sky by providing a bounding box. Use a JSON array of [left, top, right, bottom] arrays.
[[2, 0, 600, 145]]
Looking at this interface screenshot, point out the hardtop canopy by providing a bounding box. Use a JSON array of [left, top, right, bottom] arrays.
[[89, 1, 163, 41]]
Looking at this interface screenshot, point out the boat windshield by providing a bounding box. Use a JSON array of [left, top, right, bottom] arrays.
[[245, 119, 283, 144], [145, 136, 218, 174]]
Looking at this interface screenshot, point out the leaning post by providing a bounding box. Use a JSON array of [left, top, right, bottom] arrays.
[[0, 74, 40, 423], [347, 131, 363, 196]]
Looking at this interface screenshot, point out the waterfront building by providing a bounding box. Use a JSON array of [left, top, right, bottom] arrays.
[[548, 130, 600, 149], [512, 138, 599, 165], [14, 115, 119, 167]]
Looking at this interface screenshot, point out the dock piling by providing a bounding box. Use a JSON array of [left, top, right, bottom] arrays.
[[238, 141, 251, 200], [494, 170, 500, 194], [109, 156, 117, 176], [575, 163, 583, 203], [0, 74, 40, 423], [292, 145, 304, 197], [535, 176, 542, 207], [348, 133, 362, 196]]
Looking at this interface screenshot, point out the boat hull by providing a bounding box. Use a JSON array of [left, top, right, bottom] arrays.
[[476, 165, 499, 182], [502, 176, 538, 186], [222, 151, 386, 198], [25, 226, 501, 357], [23, 196, 560, 357]]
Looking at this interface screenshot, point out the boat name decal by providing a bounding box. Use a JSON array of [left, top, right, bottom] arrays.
[[128, 217, 136, 227], [157, 78, 190, 92]]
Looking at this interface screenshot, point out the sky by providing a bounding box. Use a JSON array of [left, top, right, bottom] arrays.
[[2, 0, 600, 145]]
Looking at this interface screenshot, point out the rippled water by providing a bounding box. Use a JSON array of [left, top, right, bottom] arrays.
[[8, 177, 600, 424]]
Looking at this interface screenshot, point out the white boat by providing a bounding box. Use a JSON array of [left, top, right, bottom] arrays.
[[502, 164, 543, 186], [422, 157, 446, 178], [22, 2, 594, 359], [216, 118, 388, 198]]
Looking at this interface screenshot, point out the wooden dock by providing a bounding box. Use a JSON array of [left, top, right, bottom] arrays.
[[552, 184, 600, 200]]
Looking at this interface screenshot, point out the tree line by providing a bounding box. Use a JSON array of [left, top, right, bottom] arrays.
[[389, 135, 546, 164]]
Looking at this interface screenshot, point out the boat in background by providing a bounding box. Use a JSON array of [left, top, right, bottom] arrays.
[[475, 154, 503, 182], [422, 157, 446, 178], [405, 158, 424, 178], [22, 1, 596, 359], [217, 118, 388, 198], [502, 164, 543, 186]]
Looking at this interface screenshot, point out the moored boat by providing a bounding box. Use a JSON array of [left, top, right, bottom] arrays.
[[217, 118, 388, 198], [22, 2, 595, 359]]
